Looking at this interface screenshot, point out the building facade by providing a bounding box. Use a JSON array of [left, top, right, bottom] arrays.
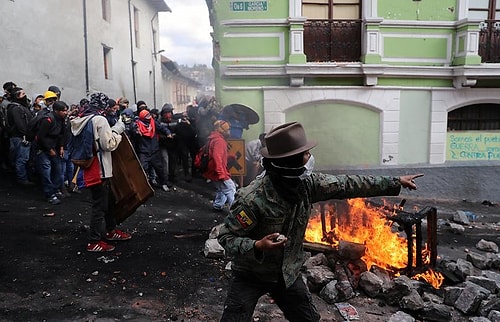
[[161, 57, 202, 112], [207, 0, 500, 169], [0, 0, 170, 108]]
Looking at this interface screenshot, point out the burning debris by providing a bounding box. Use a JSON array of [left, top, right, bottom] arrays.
[[299, 198, 500, 321], [304, 198, 441, 284], [206, 198, 500, 321]]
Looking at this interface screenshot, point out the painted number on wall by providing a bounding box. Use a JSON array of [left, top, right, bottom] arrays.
[[230, 1, 268, 12], [447, 132, 500, 161]]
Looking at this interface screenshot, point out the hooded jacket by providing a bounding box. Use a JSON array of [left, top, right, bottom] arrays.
[[70, 114, 124, 187], [203, 130, 230, 182]]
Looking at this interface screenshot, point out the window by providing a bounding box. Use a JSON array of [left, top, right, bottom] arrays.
[[102, 0, 111, 22], [302, 0, 360, 20], [469, 0, 500, 20], [134, 6, 140, 48], [448, 104, 500, 131], [474, 0, 500, 62], [103, 46, 112, 80], [302, 0, 362, 62]]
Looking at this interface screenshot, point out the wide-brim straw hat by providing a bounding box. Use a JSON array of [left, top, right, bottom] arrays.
[[261, 122, 317, 158]]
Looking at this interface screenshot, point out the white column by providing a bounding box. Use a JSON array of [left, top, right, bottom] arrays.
[[289, 0, 301, 18], [457, 0, 468, 21], [363, 0, 378, 19]]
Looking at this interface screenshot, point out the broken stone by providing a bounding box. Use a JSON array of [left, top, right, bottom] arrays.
[[399, 289, 425, 311], [478, 297, 500, 317], [418, 302, 452, 321], [443, 286, 463, 306], [476, 239, 499, 253], [453, 210, 471, 225], [422, 291, 444, 304], [454, 282, 491, 315], [304, 265, 335, 292], [303, 252, 328, 269], [482, 270, 500, 291], [466, 275, 499, 294], [456, 258, 480, 281], [488, 310, 500, 321], [319, 280, 338, 304], [371, 266, 394, 293], [334, 263, 354, 301], [203, 238, 225, 258], [388, 310, 415, 322], [485, 253, 500, 269], [358, 271, 383, 297], [209, 224, 223, 239], [467, 251, 490, 270], [383, 275, 413, 305], [468, 317, 492, 322], [439, 258, 462, 283], [449, 222, 465, 234]]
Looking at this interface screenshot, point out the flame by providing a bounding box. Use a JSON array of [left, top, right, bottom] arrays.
[[305, 198, 444, 289], [412, 268, 444, 289]]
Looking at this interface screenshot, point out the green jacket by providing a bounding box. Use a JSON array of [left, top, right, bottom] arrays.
[[217, 173, 402, 288]]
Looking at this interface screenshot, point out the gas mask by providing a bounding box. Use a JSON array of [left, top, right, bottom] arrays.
[[121, 113, 133, 124]]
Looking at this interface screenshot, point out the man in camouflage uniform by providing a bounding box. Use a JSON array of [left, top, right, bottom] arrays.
[[217, 122, 423, 322]]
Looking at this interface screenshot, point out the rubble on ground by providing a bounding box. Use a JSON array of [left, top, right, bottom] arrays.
[[204, 211, 500, 321]]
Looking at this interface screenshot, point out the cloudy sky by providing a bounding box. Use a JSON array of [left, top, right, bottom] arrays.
[[159, 0, 213, 67]]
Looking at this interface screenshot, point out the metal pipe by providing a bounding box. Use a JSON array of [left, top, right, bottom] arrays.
[[128, 0, 137, 103], [82, 0, 89, 95]]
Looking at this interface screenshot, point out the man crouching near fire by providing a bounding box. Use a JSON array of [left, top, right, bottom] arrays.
[[217, 121, 423, 322]]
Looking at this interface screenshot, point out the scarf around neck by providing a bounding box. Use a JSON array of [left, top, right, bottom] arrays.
[[137, 118, 155, 138]]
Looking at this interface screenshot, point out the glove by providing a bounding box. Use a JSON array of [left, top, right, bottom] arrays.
[[111, 118, 125, 135]]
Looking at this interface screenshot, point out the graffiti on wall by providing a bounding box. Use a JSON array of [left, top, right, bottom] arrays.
[[447, 132, 500, 161]]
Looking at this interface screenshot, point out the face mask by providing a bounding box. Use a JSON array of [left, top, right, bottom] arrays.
[[300, 154, 315, 179]]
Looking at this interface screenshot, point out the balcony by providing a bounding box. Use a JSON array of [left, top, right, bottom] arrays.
[[479, 20, 500, 63], [303, 19, 500, 64], [303, 19, 362, 63]]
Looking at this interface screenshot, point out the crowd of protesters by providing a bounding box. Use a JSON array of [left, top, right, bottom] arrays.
[[0, 82, 225, 199], [0, 81, 265, 251]]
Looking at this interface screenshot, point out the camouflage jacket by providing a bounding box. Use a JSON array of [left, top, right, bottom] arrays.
[[217, 172, 402, 288]]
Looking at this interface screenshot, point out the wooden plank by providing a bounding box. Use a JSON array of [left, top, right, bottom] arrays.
[[110, 134, 154, 224]]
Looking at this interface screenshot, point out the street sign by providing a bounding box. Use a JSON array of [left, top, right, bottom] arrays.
[[227, 139, 246, 176], [230, 1, 268, 12]]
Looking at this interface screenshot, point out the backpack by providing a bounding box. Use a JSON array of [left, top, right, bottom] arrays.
[[26, 109, 52, 142], [68, 117, 96, 169], [194, 141, 210, 173]]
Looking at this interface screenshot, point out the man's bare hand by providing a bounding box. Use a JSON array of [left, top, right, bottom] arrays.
[[254, 233, 287, 250], [399, 174, 424, 190]]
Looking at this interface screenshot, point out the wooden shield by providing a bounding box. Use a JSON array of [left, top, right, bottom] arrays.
[[110, 134, 154, 224]]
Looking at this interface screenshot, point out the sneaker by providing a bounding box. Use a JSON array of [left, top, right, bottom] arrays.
[[105, 229, 132, 241], [55, 191, 66, 199], [87, 240, 115, 252], [48, 194, 61, 205], [162, 184, 170, 192]]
